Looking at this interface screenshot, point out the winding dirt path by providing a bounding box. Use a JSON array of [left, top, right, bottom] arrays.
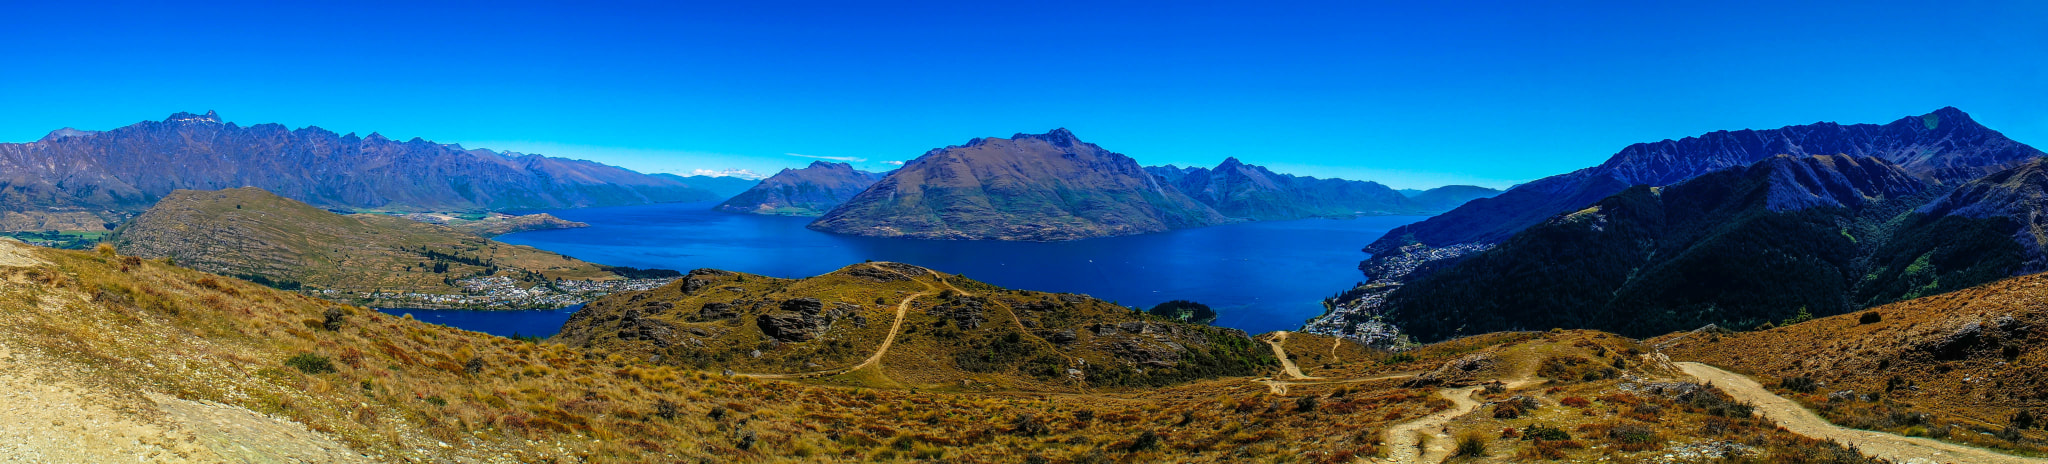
[[737, 265, 932, 380], [1376, 385, 1484, 464], [1264, 331, 1320, 380], [1677, 362, 2046, 464]]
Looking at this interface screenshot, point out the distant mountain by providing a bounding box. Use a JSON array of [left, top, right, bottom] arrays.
[[809, 129, 1229, 240], [656, 173, 760, 198], [1363, 107, 2043, 257], [1145, 158, 1425, 220], [1403, 185, 1502, 212], [1396, 188, 1425, 197], [714, 161, 885, 216], [1368, 155, 1939, 340], [111, 187, 631, 309], [0, 111, 717, 231]]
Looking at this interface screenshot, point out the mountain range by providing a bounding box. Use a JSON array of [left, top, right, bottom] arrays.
[[1369, 155, 1942, 339], [715, 161, 884, 216], [808, 129, 1494, 240], [0, 111, 720, 231], [1144, 158, 1473, 220], [1363, 107, 2044, 257]]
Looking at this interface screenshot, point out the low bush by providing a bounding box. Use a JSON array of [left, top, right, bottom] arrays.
[[1781, 376, 1820, 394], [1455, 432, 1487, 457], [285, 353, 335, 374]]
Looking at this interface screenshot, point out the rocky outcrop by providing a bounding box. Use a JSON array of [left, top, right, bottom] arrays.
[[715, 161, 884, 216], [0, 111, 718, 230], [809, 129, 1229, 241], [756, 298, 863, 342]]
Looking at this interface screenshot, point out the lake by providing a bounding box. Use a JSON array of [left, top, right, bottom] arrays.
[[377, 306, 582, 338], [462, 201, 1420, 336]]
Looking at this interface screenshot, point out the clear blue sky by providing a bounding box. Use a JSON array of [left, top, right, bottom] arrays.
[[1, 1, 2042, 189]]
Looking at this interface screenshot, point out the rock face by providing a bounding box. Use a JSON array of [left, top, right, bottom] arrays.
[[1367, 155, 1939, 340], [0, 111, 718, 231], [1363, 107, 2043, 256], [808, 129, 1230, 241], [1145, 158, 1431, 220], [715, 161, 885, 216]]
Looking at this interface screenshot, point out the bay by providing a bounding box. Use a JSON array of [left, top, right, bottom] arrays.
[[485, 201, 1419, 336]]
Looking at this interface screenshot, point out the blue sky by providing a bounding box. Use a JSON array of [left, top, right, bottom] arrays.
[[1, 1, 2042, 189]]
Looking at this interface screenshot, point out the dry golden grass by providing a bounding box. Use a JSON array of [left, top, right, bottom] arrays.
[[1659, 273, 2048, 457], [0, 244, 1456, 462]]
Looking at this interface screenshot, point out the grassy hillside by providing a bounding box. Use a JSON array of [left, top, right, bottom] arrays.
[[1658, 272, 2048, 457], [110, 187, 626, 308], [0, 240, 1483, 462], [556, 263, 1276, 391]]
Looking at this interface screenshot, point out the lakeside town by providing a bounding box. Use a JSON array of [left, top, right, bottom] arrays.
[[314, 275, 679, 310], [1301, 242, 1493, 346]]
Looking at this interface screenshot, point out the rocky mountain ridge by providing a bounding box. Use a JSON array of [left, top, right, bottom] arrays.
[[1319, 155, 1949, 341], [1146, 157, 1426, 220], [0, 111, 719, 231], [1363, 107, 2044, 257]]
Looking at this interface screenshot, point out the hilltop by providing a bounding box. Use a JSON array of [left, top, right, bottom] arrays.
[[110, 187, 650, 309], [715, 161, 885, 216], [555, 262, 1274, 391], [0, 238, 1910, 462], [0, 111, 718, 231], [810, 129, 1229, 240]]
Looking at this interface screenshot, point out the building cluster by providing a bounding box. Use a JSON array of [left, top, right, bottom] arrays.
[[320, 275, 679, 310]]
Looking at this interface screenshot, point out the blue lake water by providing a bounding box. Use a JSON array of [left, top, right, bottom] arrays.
[[378, 306, 582, 338], [470, 201, 1420, 336]]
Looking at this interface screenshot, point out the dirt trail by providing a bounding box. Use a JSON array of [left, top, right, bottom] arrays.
[[0, 342, 368, 463], [1375, 386, 1483, 464], [1678, 362, 2046, 464], [739, 264, 931, 380], [1370, 378, 1538, 464], [1264, 331, 1320, 380]]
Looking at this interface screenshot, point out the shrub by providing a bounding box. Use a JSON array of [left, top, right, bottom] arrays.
[[1522, 425, 1572, 441], [1560, 397, 1592, 408], [1493, 401, 1524, 419], [1295, 396, 1320, 413], [1455, 432, 1488, 457], [1858, 311, 1882, 324], [322, 308, 346, 331], [284, 353, 335, 374], [1012, 414, 1047, 436], [1996, 425, 2025, 442], [1606, 423, 1661, 451], [2016, 410, 2039, 430], [1382, 353, 1417, 365], [1781, 376, 1820, 394]]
